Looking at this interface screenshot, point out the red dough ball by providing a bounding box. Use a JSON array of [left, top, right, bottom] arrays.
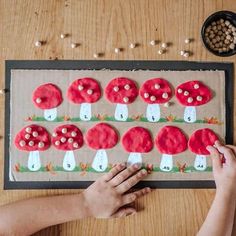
[[14, 125, 51, 152], [67, 77, 101, 104], [175, 81, 212, 106], [140, 78, 172, 104], [105, 77, 138, 104], [188, 128, 219, 155], [85, 123, 118, 150], [32, 83, 63, 109], [155, 126, 187, 155], [122, 127, 153, 153], [51, 125, 83, 151]]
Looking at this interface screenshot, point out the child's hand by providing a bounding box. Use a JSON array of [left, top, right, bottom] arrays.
[[82, 163, 151, 218], [207, 141, 236, 196]]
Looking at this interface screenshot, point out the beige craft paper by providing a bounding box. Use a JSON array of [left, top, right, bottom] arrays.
[[9, 69, 225, 182]]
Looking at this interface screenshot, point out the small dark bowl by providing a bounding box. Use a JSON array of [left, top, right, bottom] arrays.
[[201, 10, 236, 57]]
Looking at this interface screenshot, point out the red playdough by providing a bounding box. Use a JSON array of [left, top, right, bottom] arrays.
[[85, 123, 118, 150], [14, 125, 50, 151], [32, 83, 63, 109], [140, 78, 172, 104], [155, 126, 187, 154], [105, 77, 138, 104], [52, 124, 83, 151], [122, 127, 153, 153], [188, 128, 219, 155], [67, 78, 101, 104], [175, 81, 212, 106]]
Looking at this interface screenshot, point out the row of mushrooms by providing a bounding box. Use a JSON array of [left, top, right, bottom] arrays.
[[32, 78, 212, 123], [14, 123, 219, 172]]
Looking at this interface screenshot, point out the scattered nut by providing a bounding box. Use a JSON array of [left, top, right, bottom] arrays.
[[114, 48, 121, 53], [71, 43, 77, 48], [150, 40, 157, 46], [184, 38, 191, 44], [35, 41, 42, 47], [129, 43, 136, 48], [161, 43, 167, 48]]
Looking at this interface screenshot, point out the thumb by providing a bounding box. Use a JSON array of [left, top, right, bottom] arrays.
[[206, 145, 222, 172], [112, 207, 137, 218]]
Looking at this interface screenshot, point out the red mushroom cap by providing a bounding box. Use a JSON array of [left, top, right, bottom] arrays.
[[140, 78, 172, 104], [14, 125, 50, 151], [67, 77, 101, 104], [51, 124, 83, 151], [188, 128, 219, 155], [155, 126, 187, 155], [175, 81, 212, 106], [85, 123, 118, 150], [32, 83, 63, 109], [122, 127, 153, 153], [105, 77, 138, 104]]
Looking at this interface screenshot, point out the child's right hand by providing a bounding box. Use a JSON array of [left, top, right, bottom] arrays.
[[207, 141, 236, 197]]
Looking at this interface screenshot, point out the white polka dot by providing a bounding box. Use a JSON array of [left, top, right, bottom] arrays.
[[78, 85, 84, 91], [162, 93, 168, 99], [184, 91, 189, 96], [36, 98, 42, 104], [177, 88, 183, 93], [194, 84, 199, 89], [124, 84, 130, 90], [71, 131, 77, 137], [197, 96, 203, 101], [52, 132, 57, 137], [61, 137, 66, 143], [38, 142, 44, 148], [25, 127, 32, 133], [19, 140, 26, 147], [113, 86, 119, 92], [187, 97, 193, 103], [25, 134, 30, 139], [154, 84, 160, 89], [32, 131, 38, 137], [28, 141, 34, 146], [144, 93, 149, 98], [123, 97, 129, 103], [55, 141, 60, 146], [87, 89, 93, 95], [62, 128, 67, 134], [68, 138, 73, 143], [73, 142, 79, 148], [150, 96, 156, 102]]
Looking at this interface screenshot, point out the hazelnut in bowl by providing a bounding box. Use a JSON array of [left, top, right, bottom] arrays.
[[201, 11, 236, 57]]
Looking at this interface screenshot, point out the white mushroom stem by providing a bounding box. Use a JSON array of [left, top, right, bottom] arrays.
[[184, 106, 197, 123], [114, 103, 128, 121], [194, 155, 207, 171], [63, 151, 76, 171], [28, 150, 41, 171], [44, 108, 57, 121], [80, 103, 92, 121], [127, 152, 142, 166], [92, 149, 108, 172], [160, 154, 173, 172], [146, 104, 160, 122]]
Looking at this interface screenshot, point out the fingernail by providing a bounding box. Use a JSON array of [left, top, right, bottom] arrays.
[[141, 169, 147, 174], [120, 163, 125, 168], [206, 146, 212, 151], [133, 163, 141, 169]]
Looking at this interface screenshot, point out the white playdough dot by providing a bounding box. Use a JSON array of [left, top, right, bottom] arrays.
[[184, 91, 189, 96], [38, 142, 44, 148], [61, 137, 66, 143], [197, 96, 203, 101], [78, 85, 84, 91], [55, 140, 60, 146], [162, 92, 168, 99], [154, 84, 160, 89], [62, 128, 67, 134], [68, 138, 74, 143], [144, 93, 149, 98], [73, 142, 79, 148], [28, 141, 34, 147], [124, 84, 130, 90], [177, 88, 183, 93], [87, 89, 93, 95], [150, 96, 156, 102], [25, 134, 30, 139], [113, 86, 119, 92], [71, 131, 77, 137], [25, 127, 32, 133], [19, 140, 26, 147], [123, 97, 129, 103], [32, 131, 38, 137], [36, 98, 42, 104], [52, 132, 57, 137], [187, 97, 193, 103], [194, 84, 200, 89]]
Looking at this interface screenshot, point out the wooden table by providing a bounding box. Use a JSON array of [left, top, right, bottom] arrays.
[[0, 0, 236, 235]]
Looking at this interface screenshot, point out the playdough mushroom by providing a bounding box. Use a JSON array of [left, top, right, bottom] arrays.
[[32, 83, 63, 121], [155, 126, 188, 172], [67, 78, 101, 121], [188, 128, 219, 171], [14, 125, 50, 171], [85, 123, 118, 172], [140, 78, 172, 122], [105, 77, 138, 121], [51, 124, 83, 171], [122, 127, 153, 165], [175, 81, 212, 123]]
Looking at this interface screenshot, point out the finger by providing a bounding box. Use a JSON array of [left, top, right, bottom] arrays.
[[101, 163, 126, 182], [206, 145, 222, 171], [112, 207, 136, 218], [116, 169, 148, 193], [226, 145, 236, 155], [109, 164, 141, 187], [214, 141, 236, 164], [122, 187, 151, 205]]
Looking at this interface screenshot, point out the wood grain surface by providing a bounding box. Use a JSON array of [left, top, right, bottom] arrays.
[[0, 0, 236, 235]]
